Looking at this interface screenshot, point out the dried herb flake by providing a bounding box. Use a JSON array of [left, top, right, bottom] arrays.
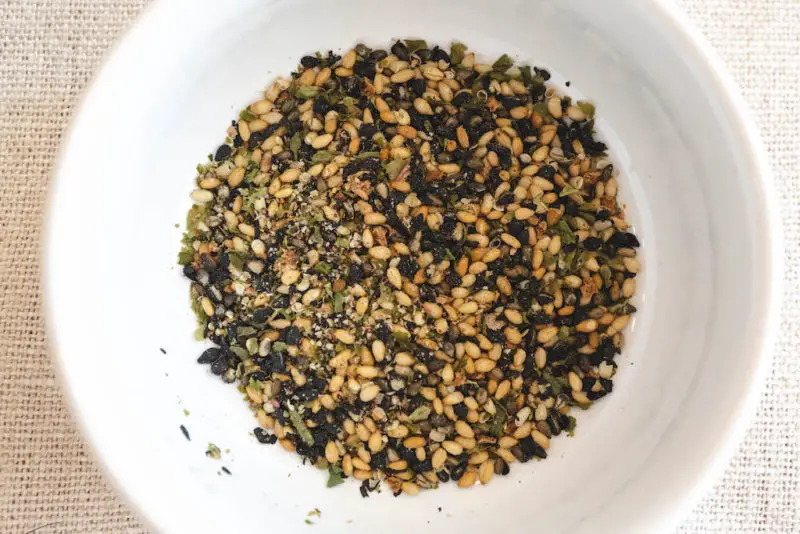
[[295, 86, 321, 99], [327, 465, 345, 487], [404, 39, 428, 53], [492, 54, 514, 73], [450, 41, 467, 65], [288, 409, 315, 446]]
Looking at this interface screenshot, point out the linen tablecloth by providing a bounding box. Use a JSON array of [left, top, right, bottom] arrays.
[[1, 1, 797, 532]]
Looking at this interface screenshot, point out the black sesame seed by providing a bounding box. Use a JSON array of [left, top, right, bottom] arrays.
[[301, 55, 320, 68], [452, 402, 469, 418], [431, 46, 450, 63], [213, 144, 232, 162], [252, 307, 271, 324], [197, 347, 221, 364], [537, 164, 556, 178], [359, 123, 378, 139], [253, 427, 274, 444], [210, 356, 228, 376], [397, 256, 418, 278], [414, 48, 432, 61], [449, 462, 467, 481], [348, 262, 365, 282], [353, 59, 376, 78], [283, 326, 302, 346], [391, 41, 409, 61], [534, 67, 551, 80], [445, 270, 462, 288], [374, 322, 391, 343], [496, 193, 515, 206], [369, 49, 388, 61], [582, 236, 603, 251], [596, 209, 611, 220], [182, 263, 197, 281], [451, 91, 472, 107], [608, 231, 640, 248]]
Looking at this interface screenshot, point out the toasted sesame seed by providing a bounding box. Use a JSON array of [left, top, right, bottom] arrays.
[[359, 383, 380, 402], [457, 469, 476, 488]]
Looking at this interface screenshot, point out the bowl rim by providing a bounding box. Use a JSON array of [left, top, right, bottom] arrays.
[[42, 0, 782, 532], [631, 0, 782, 529]]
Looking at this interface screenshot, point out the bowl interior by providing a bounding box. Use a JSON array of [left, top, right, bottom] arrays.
[[47, 0, 775, 533]]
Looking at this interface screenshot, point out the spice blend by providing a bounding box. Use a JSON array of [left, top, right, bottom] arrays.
[[179, 40, 640, 495]]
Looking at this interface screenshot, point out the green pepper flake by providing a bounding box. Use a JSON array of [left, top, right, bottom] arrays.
[[311, 150, 337, 163], [288, 409, 315, 446], [492, 54, 514, 73], [519, 65, 533, 85], [327, 465, 345, 487], [245, 165, 259, 182], [354, 151, 380, 160], [565, 415, 577, 436], [177, 249, 194, 266], [333, 292, 345, 313], [597, 265, 612, 287], [313, 261, 333, 274], [450, 41, 467, 65], [206, 443, 221, 459], [229, 252, 244, 272], [577, 100, 596, 119], [559, 184, 582, 197], [404, 39, 428, 53], [237, 326, 257, 337], [532, 102, 552, 119], [408, 405, 431, 422], [489, 403, 508, 437], [543, 371, 564, 396], [295, 86, 321, 99], [290, 131, 302, 158], [272, 341, 288, 352], [239, 109, 256, 121], [229, 346, 249, 362], [607, 300, 629, 313], [248, 377, 262, 392], [183, 409, 190, 416], [552, 219, 577, 245], [305, 519, 314, 525], [384, 158, 409, 180], [185, 204, 207, 233]]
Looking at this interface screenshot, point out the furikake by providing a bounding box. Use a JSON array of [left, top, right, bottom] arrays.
[[179, 40, 640, 494]]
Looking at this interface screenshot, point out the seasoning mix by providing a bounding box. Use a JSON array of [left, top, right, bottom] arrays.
[[179, 40, 640, 495]]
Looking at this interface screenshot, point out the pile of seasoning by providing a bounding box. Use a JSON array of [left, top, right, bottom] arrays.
[[179, 40, 640, 495]]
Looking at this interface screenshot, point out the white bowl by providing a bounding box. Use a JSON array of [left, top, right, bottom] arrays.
[[45, 0, 781, 532]]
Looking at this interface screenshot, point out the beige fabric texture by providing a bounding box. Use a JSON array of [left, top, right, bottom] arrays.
[[0, 1, 797, 532]]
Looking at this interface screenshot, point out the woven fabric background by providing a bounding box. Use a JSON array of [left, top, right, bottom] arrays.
[[0, 1, 797, 532]]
